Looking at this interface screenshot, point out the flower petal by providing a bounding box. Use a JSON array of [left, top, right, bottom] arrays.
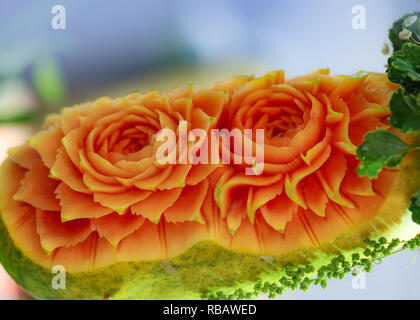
[[36, 209, 92, 254], [285, 144, 331, 208], [316, 151, 355, 208], [27, 126, 63, 168], [83, 172, 127, 193], [247, 180, 284, 222], [260, 193, 297, 232], [92, 212, 145, 247], [302, 175, 328, 217], [164, 179, 209, 223], [8, 144, 41, 169], [93, 189, 152, 214], [55, 182, 113, 221], [131, 187, 182, 222], [158, 164, 192, 190], [13, 163, 60, 211], [50, 147, 91, 194]]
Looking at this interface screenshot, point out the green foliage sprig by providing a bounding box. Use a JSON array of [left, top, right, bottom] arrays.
[[389, 88, 420, 132], [356, 129, 414, 178], [388, 42, 420, 93], [357, 12, 420, 226], [410, 190, 420, 225], [389, 12, 420, 51], [202, 235, 420, 300]]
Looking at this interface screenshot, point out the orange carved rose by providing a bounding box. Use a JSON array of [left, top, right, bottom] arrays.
[[2, 87, 227, 266], [210, 69, 400, 253]]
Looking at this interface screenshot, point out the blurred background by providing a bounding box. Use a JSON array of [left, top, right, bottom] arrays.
[[0, 0, 419, 299]]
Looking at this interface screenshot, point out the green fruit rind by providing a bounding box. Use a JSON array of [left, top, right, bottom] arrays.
[[0, 210, 418, 300]]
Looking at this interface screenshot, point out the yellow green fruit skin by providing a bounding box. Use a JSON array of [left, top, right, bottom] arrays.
[[0, 146, 419, 300]]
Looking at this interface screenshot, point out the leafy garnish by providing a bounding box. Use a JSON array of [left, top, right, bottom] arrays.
[[387, 42, 420, 93], [389, 89, 420, 132], [389, 12, 420, 51], [356, 130, 410, 178], [202, 235, 420, 300], [410, 190, 420, 225], [357, 12, 420, 226]]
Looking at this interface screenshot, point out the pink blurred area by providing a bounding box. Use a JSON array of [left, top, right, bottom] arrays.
[[0, 125, 33, 163], [0, 265, 32, 300], [0, 125, 34, 300]]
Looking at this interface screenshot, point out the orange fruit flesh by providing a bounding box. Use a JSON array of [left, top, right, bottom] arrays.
[[0, 70, 419, 300]]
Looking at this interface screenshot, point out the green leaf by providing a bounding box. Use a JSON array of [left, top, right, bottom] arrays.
[[409, 189, 420, 225], [356, 130, 410, 178], [31, 58, 67, 109], [389, 12, 420, 51], [389, 89, 420, 133], [0, 111, 37, 124], [387, 42, 420, 92]]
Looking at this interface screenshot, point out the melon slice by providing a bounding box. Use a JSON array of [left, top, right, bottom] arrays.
[[0, 70, 419, 300]]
